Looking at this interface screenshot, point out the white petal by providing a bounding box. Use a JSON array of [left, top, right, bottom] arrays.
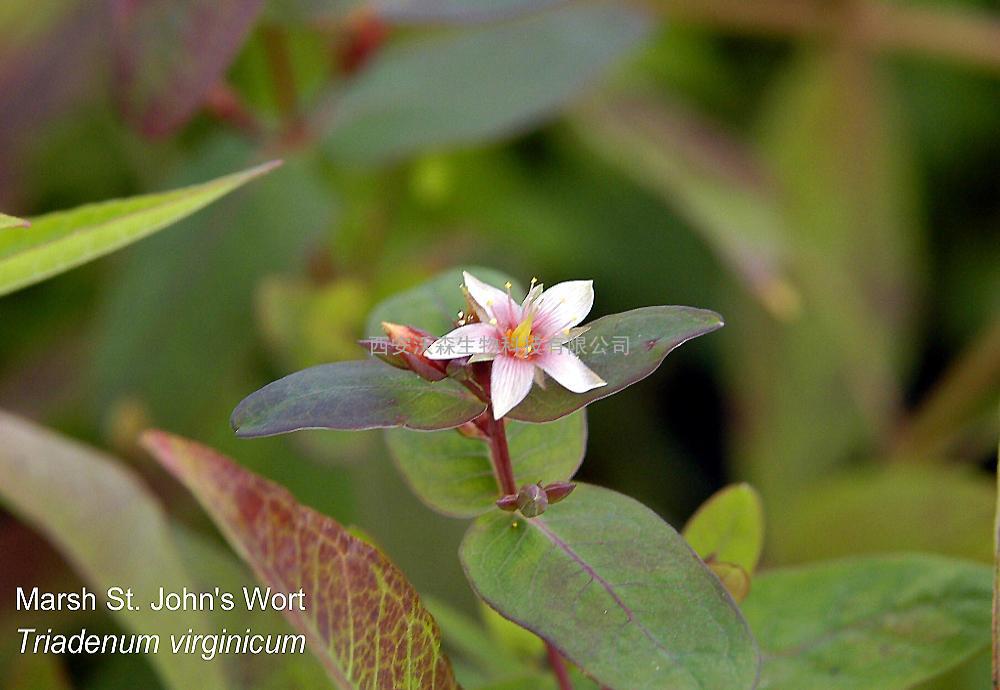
[[463, 271, 520, 328], [536, 351, 605, 393], [424, 323, 499, 359], [490, 356, 536, 419], [521, 282, 543, 311], [532, 280, 594, 337], [549, 325, 591, 346]]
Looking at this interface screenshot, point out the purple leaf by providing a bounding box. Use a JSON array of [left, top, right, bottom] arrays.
[[231, 359, 487, 437], [111, 0, 266, 136]]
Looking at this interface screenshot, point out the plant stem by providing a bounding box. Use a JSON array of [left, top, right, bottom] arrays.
[[546, 641, 574, 690], [485, 411, 517, 496]]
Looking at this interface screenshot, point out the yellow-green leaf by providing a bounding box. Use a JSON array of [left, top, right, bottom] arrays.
[[0, 212, 29, 230], [683, 483, 764, 574], [0, 160, 279, 297]]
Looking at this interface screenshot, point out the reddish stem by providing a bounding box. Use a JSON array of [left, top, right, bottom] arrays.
[[546, 641, 574, 690], [485, 411, 517, 496]]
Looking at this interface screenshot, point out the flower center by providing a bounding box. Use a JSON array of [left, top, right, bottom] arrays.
[[505, 317, 536, 358]]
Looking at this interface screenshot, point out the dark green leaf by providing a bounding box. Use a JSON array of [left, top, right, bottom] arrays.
[[743, 554, 991, 689], [385, 411, 586, 517], [365, 266, 518, 337], [460, 483, 759, 689], [574, 93, 800, 320], [508, 306, 724, 423], [323, 3, 651, 163], [231, 359, 486, 436]]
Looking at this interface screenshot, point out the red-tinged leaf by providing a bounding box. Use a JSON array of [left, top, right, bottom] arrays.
[[110, 0, 266, 136], [142, 431, 460, 690], [374, 0, 568, 25]]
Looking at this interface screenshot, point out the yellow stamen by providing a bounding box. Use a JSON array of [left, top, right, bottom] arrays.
[[506, 316, 535, 358]]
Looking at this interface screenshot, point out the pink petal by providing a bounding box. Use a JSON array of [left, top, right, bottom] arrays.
[[490, 355, 536, 419], [536, 350, 605, 393], [464, 271, 520, 329], [425, 323, 499, 359], [532, 280, 594, 337]]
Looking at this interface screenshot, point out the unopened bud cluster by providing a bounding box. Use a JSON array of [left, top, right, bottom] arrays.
[[496, 482, 576, 518]]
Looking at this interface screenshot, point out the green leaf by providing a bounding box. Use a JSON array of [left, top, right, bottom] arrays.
[[0, 212, 29, 230], [423, 595, 522, 681], [0, 160, 279, 297], [508, 306, 724, 423], [767, 466, 994, 565], [231, 360, 487, 436], [0, 412, 229, 690], [742, 554, 992, 689], [365, 266, 519, 337], [683, 483, 764, 573], [460, 483, 759, 690], [385, 411, 586, 517], [324, 3, 651, 164], [573, 93, 800, 320], [478, 601, 544, 662], [3, 654, 72, 690], [142, 431, 459, 690]]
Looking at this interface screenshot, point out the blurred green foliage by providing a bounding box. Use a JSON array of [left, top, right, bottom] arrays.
[[1, 0, 998, 686]]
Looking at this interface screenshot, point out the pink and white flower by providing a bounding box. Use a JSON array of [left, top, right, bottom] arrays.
[[425, 271, 606, 419]]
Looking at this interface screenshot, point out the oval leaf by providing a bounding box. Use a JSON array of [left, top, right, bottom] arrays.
[[460, 483, 759, 689], [507, 306, 724, 423], [324, 3, 651, 164], [683, 483, 764, 574], [742, 554, 992, 689], [0, 412, 229, 690], [0, 160, 279, 297], [231, 359, 487, 437], [142, 431, 459, 690], [385, 411, 587, 517]]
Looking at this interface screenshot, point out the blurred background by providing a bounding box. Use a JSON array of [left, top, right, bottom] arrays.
[[0, 0, 998, 687]]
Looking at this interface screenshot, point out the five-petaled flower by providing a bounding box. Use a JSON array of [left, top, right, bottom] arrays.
[[425, 271, 606, 418]]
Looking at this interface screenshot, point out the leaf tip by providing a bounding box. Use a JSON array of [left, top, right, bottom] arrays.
[[255, 159, 284, 176], [139, 429, 179, 471]]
